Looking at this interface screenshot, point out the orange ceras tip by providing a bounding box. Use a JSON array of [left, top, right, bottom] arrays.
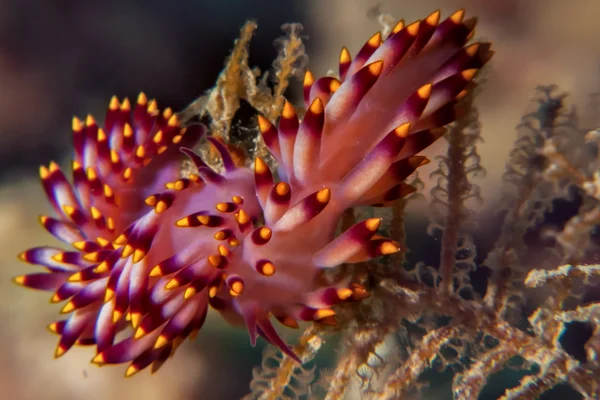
[[309, 97, 324, 114], [282, 101, 296, 118], [256, 115, 272, 133], [303, 69, 315, 87], [339, 47, 351, 64], [367, 31, 382, 47], [120, 98, 131, 112], [367, 60, 384, 76]]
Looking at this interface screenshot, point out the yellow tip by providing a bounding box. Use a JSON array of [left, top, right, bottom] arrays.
[[132, 249, 146, 263], [254, 157, 269, 175], [232, 196, 243, 204], [309, 97, 324, 114], [215, 203, 229, 212], [208, 285, 218, 298], [339, 47, 351, 64], [316, 188, 331, 204], [121, 244, 134, 259], [236, 209, 250, 225], [39, 165, 50, 179], [153, 130, 164, 144], [137, 92, 148, 106], [275, 182, 290, 196], [72, 240, 86, 250], [112, 310, 123, 323], [392, 19, 405, 34], [259, 227, 272, 241], [135, 145, 145, 159], [68, 272, 83, 282], [72, 160, 82, 171], [147, 99, 158, 114], [174, 180, 185, 191], [155, 200, 168, 214], [120, 98, 131, 112], [303, 69, 315, 87], [18, 251, 28, 262], [167, 115, 178, 127], [282, 101, 296, 119], [261, 262, 276, 276], [365, 218, 382, 232], [461, 68, 477, 81], [367, 31, 382, 47], [214, 231, 226, 241], [314, 308, 336, 320], [149, 265, 162, 277], [102, 183, 114, 197], [218, 245, 230, 257], [130, 312, 142, 329], [144, 195, 157, 207], [125, 365, 139, 378], [134, 327, 146, 339], [208, 255, 222, 268], [257, 115, 272, 133], [184, 286, 197, 299], [49, 161, 60, 173], [109, 96, 120, 111], [85, 114, 96, 127], [337, 288, 354, 300], [55, 345, 67, 358], [176, 217, 191, 227], [367, 60, 384, 76], [417, 83, 432, 99], [104, 288, 115, 302], [165, 279, 180, 290], [230, 281, 244, 294], [465, 42, 480, 57], [90, 206, 102, 220], [197, 215, 210, 225], [13, 275, 25, 285], [450, 9, 465, 24], [94, 261, 109, 274], [172, 134, 183, 144], [48, 322, 59, 333], [426, 10, 441, 26], [91, 353, 105, 365], [86, 167, 97, 181], [97, 128, 107, 142], [406, 20, 421, 36], [380, 241, 400, 255], [110, 150, 119, 164], [329, 79, 341, 93], [61, 301, 76, 313], [72, 117, 83, 132], [123, 123, 133, 138], [162, 107, 173, 119], [154, 335, 168, 349], [394, 122, 411, 138]]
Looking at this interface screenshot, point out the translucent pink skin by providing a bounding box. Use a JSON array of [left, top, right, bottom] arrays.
[[16, 9, 493, 374]]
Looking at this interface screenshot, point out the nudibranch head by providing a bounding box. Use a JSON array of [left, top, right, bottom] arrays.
[[15, 9, 492, 376]]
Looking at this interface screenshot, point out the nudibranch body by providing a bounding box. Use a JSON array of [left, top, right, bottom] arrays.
[[15, 9, 492, 375]]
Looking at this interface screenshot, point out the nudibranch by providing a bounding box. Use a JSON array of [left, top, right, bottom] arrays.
[[15, 9, 492, 376]]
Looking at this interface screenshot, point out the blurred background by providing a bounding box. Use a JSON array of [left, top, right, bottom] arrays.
[[1, 0, 599, 399]]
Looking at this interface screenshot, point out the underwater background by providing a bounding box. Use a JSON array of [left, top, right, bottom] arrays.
[[2, 1, 599, 399]]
